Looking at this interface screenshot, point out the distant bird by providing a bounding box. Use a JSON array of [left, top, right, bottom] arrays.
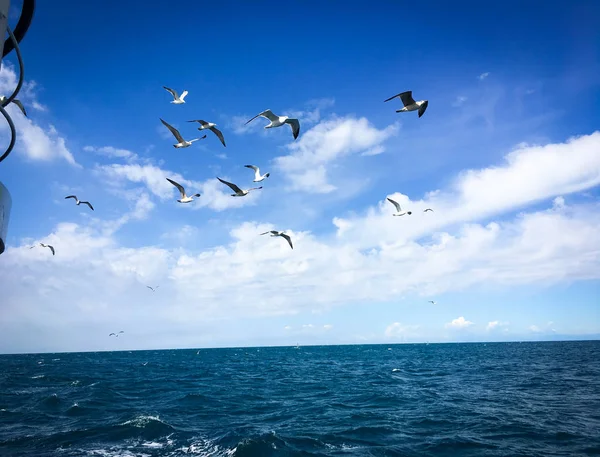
[[163, 86, 188, 104], [65, 195, 94, 211], [428, 300, 436, 305], [424, 208, 434, 212], [166, 177, 200, 203], [160, 118, 206, 148], [245, 109, 300, 139], [146, 285, 159, 292], [384, 90, 429, 118], [0, 95, 27, 116], [216, 177, 262, 197], [244, 165, 270, 182], [387, 198, 412, 216], [187, 120, 226, 147], [109, 331, 124, 337], [260, 230, 293, 250], [39, 243, 55, 255]]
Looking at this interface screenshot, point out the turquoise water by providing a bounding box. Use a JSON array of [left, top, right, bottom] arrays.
[[1, 341, 599, 456]]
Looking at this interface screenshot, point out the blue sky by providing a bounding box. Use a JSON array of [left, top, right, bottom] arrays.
[[0, 1, 599, 353]]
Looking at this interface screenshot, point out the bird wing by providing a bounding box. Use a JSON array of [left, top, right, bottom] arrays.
[[166, 177, 187, 198], [12, 99, 27, 116], [399, 91, 416, 106], [163, 86, 179, 100], [188, 119, 208, 126], [65, 195, 77, 200], [81, 201, 94, 211], [246, 109, 276, 125], [285, 118, 300, 139], [210, 126, 226, 147], [160, 118, 185, 143], [109, 333, 115, 336], [48, 245, 55, 255], [146, 286, 154, 291], [424, 208, 433, 212], [387, 197, 402, 212], [280, 234, 294, 249], [418, 100, 429, 118], [245, 164, 260, 179], [179, 90, 188, 100], [217, 177, 243, 194]]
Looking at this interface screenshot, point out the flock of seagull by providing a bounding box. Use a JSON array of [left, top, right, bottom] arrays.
[[24, 86, 434, 308]]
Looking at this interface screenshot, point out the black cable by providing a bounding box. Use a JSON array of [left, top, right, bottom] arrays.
[[0, 24, 24, 163], [2, 0, 35, 58]]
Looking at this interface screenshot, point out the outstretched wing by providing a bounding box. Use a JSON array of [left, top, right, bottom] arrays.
[[387, 197, 401, 212], [48, 245, 55, 256], [146, 286, 154, 291], [81, 201, 94, 211], [217, 177, 243, 194], [163, 86, 179, 100], [179, 90, 188, 101], [384, 91, 416, 107], [210, 126, 226, 147], [166, 177, 186, 198], [245, 109, 276, 125], [285, 118, 300, 139], [280, 234, 294, 249], [418, 100, 429, 118], [12, 99, 27, 117], [65, 195, 77, 200], [424, 208, 433, 212], [188, 119, 209, 126], [260, 230, 278, 236], [160, 118, 185, 143], [245, 164, 260, 180]]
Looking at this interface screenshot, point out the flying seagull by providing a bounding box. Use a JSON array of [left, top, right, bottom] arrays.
[[260, 230, 293, 249], [166, 177, 200, 203], [384, 91, 429, 118], [245, 109, 300, 139], [187, 120, 226, 147], [160, 118, 206, 148], [147, 285, 160, 292], [428, 300, 436, 305], [0, 95, 27, 117], [424, 208, 434, 212], [163, 86, 188, 104], [387, 197, 412, 216], [65, 195, 94, 211], [109, 331, 125, 337], [39, 243, 55, 255], [244, 165, 270, 182], [216, 177, 262, 197]]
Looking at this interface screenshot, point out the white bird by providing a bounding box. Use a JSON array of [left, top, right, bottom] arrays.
[[109, 331, 124, 337], [216, 177, 262, 197], [146, 285, 159, 292], [39, 243, 55, 255], [166, 178, 201, 203], [244, 165, 270, 182], [163, 86, 188, 104], [0, 95, 27, 116], [65, 195, 94, 211], [245, 109, 300, 139], [387, 197, 412, 216], [384, 91, 429, 118], [424, 208, 434, 212], [160, 118, 206, 148], [187, 120, 226, 147], [260, 230, 293, 249]]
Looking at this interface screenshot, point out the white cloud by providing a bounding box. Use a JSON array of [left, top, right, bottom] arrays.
[[453, 96, 468, 107], [284, 325, 292, 331], [0, 64, 77, 165], [446, 317, 474, 329], [529, 325, 541, 333], [479, 72, 490, 80], [274, 116, 398, 193], [302, 324, 314, 329], [323, 324, 333, 330], [385, 322, 420, 339], [85, 145, 138, 161], [486, 320, 509, 331]]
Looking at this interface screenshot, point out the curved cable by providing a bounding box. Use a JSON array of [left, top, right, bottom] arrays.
[[2, 25, 25, 107], [2, 0, 35, 58], [0, 103, 16, 163]]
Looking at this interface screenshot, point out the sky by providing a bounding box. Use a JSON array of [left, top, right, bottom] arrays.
[[0, 1, 599, 354]]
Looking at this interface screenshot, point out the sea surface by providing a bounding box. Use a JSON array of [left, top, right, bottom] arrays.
[[1, 341, 599, 457]]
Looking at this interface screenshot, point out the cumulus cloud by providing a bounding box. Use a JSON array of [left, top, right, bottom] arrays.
[[274, 116, 398, 193], [0, 64, 77, 165], [479, 72, 490, 80], [529, 325, 541, 333], [486, 321, 509, 331], [446, 317, 474, 329], [385, 322, 420, 339], [84, 145, 138, 161]]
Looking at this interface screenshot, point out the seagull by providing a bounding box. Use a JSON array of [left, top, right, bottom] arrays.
[[65, 195, 94, 211], [387, 198, 412, 216], [245, 109, 300, 139], [160, 118, 206, 148], [384, 91, 429, 118], [146, 285, 159, 292], [244, 165, 270, 182], [424, 208, 434, 212], [163, 86, 188, 104], [39, 243, 55, 255], [428, 300, 436, 305], [260, 230, 293, 249], [187, 120, 226, 147], [108, 331, 125, 337], [166, 178, 200, 203], [0, 95, 27, 116], [216, 177, 262, 197]]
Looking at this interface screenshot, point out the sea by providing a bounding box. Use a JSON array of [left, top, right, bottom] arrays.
[[1, 341, 599, 457]]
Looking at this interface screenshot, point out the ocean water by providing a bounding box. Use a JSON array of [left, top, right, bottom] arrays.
[[1, 342, 599, 457]]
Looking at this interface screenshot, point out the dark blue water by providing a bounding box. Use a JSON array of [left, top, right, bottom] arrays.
[[1, 342, 599, 457]]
